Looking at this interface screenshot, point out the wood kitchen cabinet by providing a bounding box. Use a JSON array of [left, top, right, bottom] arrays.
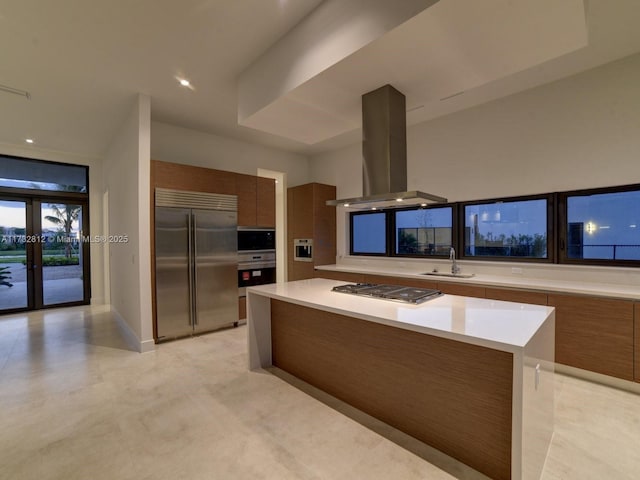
[[635, 303, 640, 382], [237, 174, 275, 227], [257, 177, 276, 227], [364, 274, 438, 289], [548, 293, 634, 381], [239, 296, 247, 321], [309, 263, 640, 384], [315, 270, 365, 283], [485, 287, 547, 306], [288, 183, 336, 281], [152, 160, 237, 195], [436, 282, 486, 298]]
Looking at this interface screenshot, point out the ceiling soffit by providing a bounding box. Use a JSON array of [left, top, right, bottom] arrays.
[[238, 0, 587, 146]]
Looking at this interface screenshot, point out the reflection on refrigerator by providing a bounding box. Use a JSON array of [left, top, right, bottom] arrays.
[[155, 188, 238, 341]]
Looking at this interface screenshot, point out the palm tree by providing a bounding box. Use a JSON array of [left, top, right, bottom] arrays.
[[0, 266, 13, 288], [45, 204, 80, 258]]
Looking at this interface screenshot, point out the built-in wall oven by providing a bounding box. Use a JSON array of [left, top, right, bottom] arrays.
[[237, 227, 276, 298], [238, 251, 276, 296], [238, 227, 275, 251]]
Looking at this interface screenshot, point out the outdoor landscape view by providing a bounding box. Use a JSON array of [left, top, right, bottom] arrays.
[[0, 200, 83, 310]]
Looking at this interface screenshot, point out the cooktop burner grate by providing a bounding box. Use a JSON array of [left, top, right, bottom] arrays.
[[331, 283, 442, 304]]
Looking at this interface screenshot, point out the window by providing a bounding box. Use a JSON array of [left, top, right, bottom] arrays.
[[0, 155, 87, 192], [562, 187, 640, 263], [346, 185, 640, 267], [394, 206, 453, 256], [351, 212, 387, 255], [0, 154, 90, 312], [462, 196, 551, 260]]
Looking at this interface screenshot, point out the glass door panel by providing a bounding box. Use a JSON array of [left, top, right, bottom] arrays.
[[41, 202, 84, 306], [0, 200, 29, 311]]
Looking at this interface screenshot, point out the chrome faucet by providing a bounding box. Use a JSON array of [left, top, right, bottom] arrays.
[[450, 247, 461, 275]]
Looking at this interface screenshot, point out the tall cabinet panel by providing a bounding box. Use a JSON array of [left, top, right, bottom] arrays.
[[635, 303, 640, 383], [287, 183, 336, 281]]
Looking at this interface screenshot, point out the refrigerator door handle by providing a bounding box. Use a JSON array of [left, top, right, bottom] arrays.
[[187, 212, 194, 326], [192, 212, 199, 326]]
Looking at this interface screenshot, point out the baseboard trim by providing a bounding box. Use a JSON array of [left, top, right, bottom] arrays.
[[140, 339, 156, 353], [110, 306, 155, 353], [555, 364, 640, 394]]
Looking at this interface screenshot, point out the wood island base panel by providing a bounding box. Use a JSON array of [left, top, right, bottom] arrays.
[[271, 299, 513, 480], [247, 279, 555, 480]]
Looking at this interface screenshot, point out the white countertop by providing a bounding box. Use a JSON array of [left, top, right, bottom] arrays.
[[316, 263, 640, 300], [247, 278, 554, 353]]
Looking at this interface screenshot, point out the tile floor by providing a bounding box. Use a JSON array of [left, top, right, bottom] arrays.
[[0, 305, 639, 480]]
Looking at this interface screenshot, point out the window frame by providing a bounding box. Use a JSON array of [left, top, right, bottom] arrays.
[[0, 153, 89, 195], [558, 183, 640, 267], [390, 203, 457, 259], [346, 185, 640, 269], [349, 210, 391, 256], [458, 193, 555, 263]]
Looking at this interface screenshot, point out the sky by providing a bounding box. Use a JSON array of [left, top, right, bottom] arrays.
[[0, 201, 79, 231]]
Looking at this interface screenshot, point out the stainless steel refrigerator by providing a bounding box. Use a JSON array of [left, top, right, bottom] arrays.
[[155, 188, 238, 340]]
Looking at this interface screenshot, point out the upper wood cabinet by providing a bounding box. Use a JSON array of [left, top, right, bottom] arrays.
[[237, 174, 275, 227], [288, 183, 336, 281], [257, 176, 276, 227], [236, 174, 257, 226], [548, 293, 634, 381], [152, 160, 236, 195]]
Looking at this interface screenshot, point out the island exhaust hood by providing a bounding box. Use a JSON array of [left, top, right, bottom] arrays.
[[327, 85, 447, 208]]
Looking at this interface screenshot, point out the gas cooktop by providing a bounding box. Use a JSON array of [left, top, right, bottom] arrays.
[[331, 283, 442, 305]]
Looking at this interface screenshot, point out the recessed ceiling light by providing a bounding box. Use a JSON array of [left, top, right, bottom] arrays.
[[420, 203, 427, 207], [25, 138, 34, 144], [396, 198, 403, 202], [175, 76, 194, 90], [343, 203, 350, 207]]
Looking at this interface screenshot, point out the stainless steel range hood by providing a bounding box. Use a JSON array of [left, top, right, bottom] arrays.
[[327, 85, 447, 208]]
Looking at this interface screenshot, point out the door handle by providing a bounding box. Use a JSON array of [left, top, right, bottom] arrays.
[[192, 213, 198, 326], [187, 213, 194, 326]]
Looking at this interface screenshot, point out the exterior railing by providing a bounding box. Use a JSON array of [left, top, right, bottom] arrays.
[[568, 244, 640, 260]]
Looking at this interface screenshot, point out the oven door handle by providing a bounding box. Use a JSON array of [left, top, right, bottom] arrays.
[[238, 262, 276, 270]]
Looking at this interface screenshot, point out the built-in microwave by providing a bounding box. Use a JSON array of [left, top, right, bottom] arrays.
[[237, 227, 275, 252], [294, 238, 313, 262]]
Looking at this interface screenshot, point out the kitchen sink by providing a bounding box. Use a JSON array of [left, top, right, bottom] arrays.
[[420, 271, 475, 279]]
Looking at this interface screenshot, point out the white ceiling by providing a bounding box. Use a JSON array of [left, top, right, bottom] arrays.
[[1, 0, 640, 159]]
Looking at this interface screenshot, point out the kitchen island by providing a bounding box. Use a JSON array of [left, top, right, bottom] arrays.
[[247, 278, 555, 480]]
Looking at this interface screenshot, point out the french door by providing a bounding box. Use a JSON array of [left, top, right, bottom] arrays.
[[0, 195, 90, 313]]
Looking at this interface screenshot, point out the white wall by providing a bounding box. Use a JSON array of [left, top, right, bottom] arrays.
[[405, 53, 640, 202], [0, 142, 105, 305], [311, 53, 640, 262], [103, 94, 153, 352], [150, 121, 310, 186], [313, 52, 640, 200]]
